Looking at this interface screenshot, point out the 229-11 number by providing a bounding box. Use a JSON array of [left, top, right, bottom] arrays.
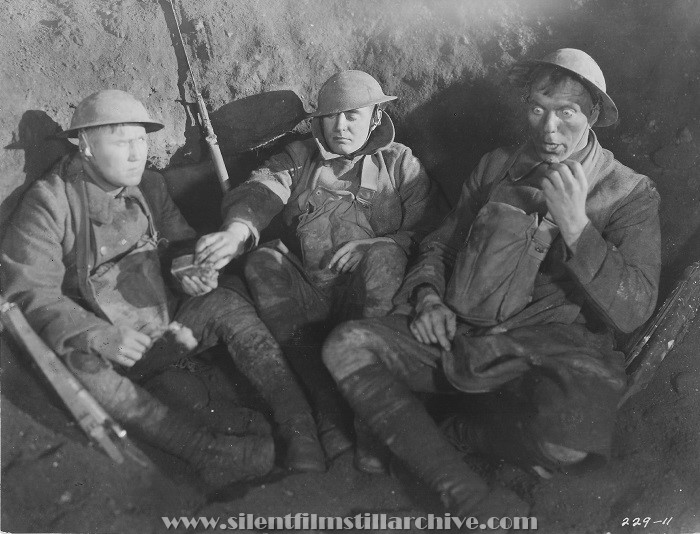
[[621, 517, 673, 528]]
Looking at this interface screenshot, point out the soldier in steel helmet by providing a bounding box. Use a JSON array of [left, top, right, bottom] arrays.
[[0, 89, 329, 484], [195, 70, 441, 463], [322, 50, 661, 522]]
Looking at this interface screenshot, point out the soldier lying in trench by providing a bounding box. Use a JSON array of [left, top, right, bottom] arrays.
[[321, 49, 661, 522], [0, 89, 328, 486], [194, 70, 442, 465]]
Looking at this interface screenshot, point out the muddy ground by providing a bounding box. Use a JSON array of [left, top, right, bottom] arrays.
[[1, 0, 699, 533]]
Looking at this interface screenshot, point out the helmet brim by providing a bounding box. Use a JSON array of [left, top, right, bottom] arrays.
[[509, 59, 618, 127], [310, 95, 397, 118], [57, 120, 165, 139]]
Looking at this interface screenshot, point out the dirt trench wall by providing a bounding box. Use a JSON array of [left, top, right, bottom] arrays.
[[1, 0, 699, 271]]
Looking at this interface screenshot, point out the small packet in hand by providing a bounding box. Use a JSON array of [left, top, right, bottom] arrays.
[[171, 254, 216, 280]]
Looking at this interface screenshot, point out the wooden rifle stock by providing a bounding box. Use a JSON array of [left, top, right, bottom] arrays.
[[195, 92, 230, 193], [0, 296, 126, 463], [620, 260, 700, 406]]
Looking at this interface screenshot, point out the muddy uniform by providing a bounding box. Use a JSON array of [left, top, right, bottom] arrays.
[[323, 132, 661, 473], [224, 115, 436, 335], [0, 153, 315, 462], [221, 114, 438, 447]]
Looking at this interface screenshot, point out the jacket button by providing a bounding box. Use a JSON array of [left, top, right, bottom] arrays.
[[100, 246, 108, 255], [535, 246, 544, 253]]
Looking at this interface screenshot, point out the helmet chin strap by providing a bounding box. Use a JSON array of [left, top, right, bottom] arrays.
[[572, 123, 591, 155], [568, 102, 599, 158], [346, 105, 381, 159]]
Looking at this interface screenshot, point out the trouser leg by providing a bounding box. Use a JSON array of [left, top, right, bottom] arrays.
[[323, 317, 528, 518], [335, 241, 408, 323], [65, 351, 273, 487], [243, 246, 329, 344], [441, 323, 626, 474], [176, 286, 326, 472], [244, 247, 353, 460]]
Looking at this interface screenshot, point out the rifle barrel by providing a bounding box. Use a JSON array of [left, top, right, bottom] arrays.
[[0, 297, 125, 463]]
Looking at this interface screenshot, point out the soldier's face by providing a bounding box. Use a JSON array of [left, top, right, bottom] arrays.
[[321, 105, 375, 156], [84, 124, 148, 191], [526, 76, 597, 162]]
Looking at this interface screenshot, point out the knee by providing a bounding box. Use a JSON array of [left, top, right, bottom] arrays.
[[66, 350, 110, 375], [322, 321, 362, 372], [208, 288, 267, 333], [538, 440, 588, 465], [243, 247, 286, 282], [67, 354, 140, 413], [361, 241, 407, 271], [322, 321, 380, 381]]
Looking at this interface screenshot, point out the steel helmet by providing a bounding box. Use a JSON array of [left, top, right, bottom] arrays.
[[311, 70, 397, 117], [59, 89, 164, 138], [509, 48, 618, 127]]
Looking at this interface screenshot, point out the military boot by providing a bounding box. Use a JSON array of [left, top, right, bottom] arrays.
[[141, 368, 272, 436], [336, 363, 529, 521], [353, 417, 389, 475], [68, 353, 274, 488], [277, 413, 327, 473], [178, 427, 275, 488], [313, 387, 354, 461], [224, 328, 326, 472]]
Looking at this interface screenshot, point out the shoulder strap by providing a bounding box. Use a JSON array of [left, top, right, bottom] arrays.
[[133, 182, 160, 242], [528, 215, 560, 260], [356, 155, 380, 207]]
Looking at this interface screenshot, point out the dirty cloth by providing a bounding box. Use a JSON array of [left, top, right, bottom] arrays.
[[224, 113, 440, 341], [294, 156, 382, 289], [1, 154, 196, 356], [244, 240, 408, 345], [1, 152, 314, 433], [87, 189, 172, 337], [1, 153, 265, 367], [324, 132, 661, 463], [440, 136, 599, 327], [397, 131, 661, 340], [221, 114, 439, 259], [324, 315, 624, 461]]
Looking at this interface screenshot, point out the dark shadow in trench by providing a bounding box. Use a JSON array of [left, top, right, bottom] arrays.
[[397, 74, 524, 206], [157, 0, 311, 236], [2, 110, 76, 232], [2, 111, 81, 441]]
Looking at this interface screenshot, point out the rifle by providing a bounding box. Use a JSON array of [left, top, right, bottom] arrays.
[[168, 0, 230, 193], [620, 259, 700, 406], [0, 295, 126, 463]]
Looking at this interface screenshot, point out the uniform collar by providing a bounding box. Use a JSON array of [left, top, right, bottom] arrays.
[[310, 112, 395, 161]]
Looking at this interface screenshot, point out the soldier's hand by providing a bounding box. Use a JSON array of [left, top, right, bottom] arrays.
[[180, 270, 218, 296], [90, 325, 153, 367], [328, 237, 392, 273], [194, 222, 251, 270], [542, 160, 590, 249], [410, 292, 456, 351]]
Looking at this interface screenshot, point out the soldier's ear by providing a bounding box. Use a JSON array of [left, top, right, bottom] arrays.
[[78, 131, 92, 158], [373, 107, 383, 127], [588, 103, 600, 127]]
